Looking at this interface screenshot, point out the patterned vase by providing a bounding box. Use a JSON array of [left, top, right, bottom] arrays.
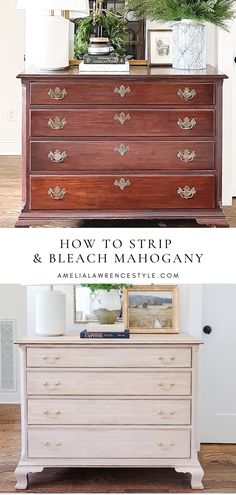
[[172, 19, 207, 70]]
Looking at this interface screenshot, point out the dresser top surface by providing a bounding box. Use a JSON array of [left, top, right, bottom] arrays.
[[17, 64, 227, 80], [16, 333, 202, 346]]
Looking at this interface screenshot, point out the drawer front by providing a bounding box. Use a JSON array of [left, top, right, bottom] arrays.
[[28, 398, 191, 425], [30, 109, 214, 138], [30, 175, 215, 210], [28, 427, 191, 459], [26, 346, 192, 368], [30, 80, 214, 106], [27, 371, 191, 396], [30, 140, 215, 172]]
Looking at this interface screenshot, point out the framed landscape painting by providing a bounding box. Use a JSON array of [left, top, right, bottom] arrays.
[[123, 285, 178, 334]]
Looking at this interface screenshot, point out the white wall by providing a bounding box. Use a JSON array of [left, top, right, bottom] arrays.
[[0, 284, 27, 402], [218, 24, 235, 203], [232, 20, 236, 197], [0, 0, 25, 155]]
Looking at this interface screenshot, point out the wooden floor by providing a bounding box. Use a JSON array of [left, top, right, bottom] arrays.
[[0, 405, 236, 493], [0, 156, 236, 227]]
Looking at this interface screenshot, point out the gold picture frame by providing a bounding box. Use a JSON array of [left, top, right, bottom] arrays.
[[123, 285, 178, 334]]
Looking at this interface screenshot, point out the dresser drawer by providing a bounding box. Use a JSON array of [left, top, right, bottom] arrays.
[[28, 398, 191, 425], [28, 426, 191, 459], [30, 80, 214, 106], [30, 140, 215, 172], [30, 109, 214, 138], [30, 175, 215, 210], [27, 371, 191, 396], [27, 346, 192, 368]]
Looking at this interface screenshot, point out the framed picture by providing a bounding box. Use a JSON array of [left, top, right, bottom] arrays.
[[123, 285, 178, 334], [148, 29, 172, 67]]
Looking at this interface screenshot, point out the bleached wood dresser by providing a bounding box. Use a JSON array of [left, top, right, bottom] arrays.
[[15, 334, 204, 490]]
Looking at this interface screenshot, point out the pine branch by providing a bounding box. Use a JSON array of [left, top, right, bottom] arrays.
[[126, 0, 235, 29]]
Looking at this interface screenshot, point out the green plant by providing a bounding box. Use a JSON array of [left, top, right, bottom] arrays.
[[74, 11, 128, 59], [125, 0, 235, 29], [81, 284, 131, 293]]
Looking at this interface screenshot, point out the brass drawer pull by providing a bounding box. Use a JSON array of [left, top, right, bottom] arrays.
[[114, 112, 131, 125], [157, 441, 175, 447], [48, 186, 66, 201], [177, 149, 196, 163], [177, 87, 197, 101], [43, 409, 61, 418], [44, 441, 62, 450], [158, 356, 176, 364], [48, 117, 67, 130], [158, 410, 176, 417], [158, 381, 175, 391], [114, 178, 131, 190], [177, 117, 196, 130], [114, 85, 131, 98], [177, 185, 197, 200], [48, 150, 68, 164], [43, 381, 60, 391], [48, 87, 67, 101], [42, 355, 60, 365], [114, 144, 131, 156]]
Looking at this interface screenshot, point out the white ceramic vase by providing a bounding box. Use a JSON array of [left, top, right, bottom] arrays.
[[92, 289, 122, 324], [172, 19, 207, 70]]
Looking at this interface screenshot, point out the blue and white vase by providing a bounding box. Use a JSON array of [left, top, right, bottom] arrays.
[[172, 19, 207, 70]]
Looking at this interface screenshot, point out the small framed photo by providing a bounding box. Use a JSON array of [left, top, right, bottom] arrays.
[[123, 285, 178, 334], [148, 29, 172, 67]]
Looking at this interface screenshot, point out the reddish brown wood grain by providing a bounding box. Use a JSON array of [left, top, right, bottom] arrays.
[[30, 109, 215, 138], [30, 140, 215, 172], [15, 67, 228, 227], [30, 174, 215, 210], [30, 81, 215, 106]]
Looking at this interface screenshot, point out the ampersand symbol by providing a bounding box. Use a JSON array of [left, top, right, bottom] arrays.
[[33, 253, 42, 263]]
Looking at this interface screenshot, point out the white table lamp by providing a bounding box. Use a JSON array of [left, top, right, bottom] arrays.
[[16, 0, 90, 70], [35, 287, 66, 336]]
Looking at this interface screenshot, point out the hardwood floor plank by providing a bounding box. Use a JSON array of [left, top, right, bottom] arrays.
[[0, 156, 235, 228], [0, 405, 236, 492]]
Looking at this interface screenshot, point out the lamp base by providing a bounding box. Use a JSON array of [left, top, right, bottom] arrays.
[[35, 290, 66, 337], [35, 65, 69, 71], [33, 15, 69, 71]]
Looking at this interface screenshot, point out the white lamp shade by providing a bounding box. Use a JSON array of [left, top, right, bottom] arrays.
[[16, 0, 89, 11], [35, 290, 66, 336]]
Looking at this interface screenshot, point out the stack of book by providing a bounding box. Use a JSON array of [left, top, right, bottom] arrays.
[[79, 53, 129, 73]]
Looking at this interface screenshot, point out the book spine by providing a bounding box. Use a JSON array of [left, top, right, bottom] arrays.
[[84, 54, 126, 64], [80, 331, 130, 339]]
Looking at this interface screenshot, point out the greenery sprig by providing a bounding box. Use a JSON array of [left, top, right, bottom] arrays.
[[74, 11, 127, 59], [125, 0, 235, 29], [81, 284, 131, 293]]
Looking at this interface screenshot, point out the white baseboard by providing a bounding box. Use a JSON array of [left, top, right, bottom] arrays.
[[0, 139, 21, 155], [222, 192, 233, 206], [0, 393, 20, 403]]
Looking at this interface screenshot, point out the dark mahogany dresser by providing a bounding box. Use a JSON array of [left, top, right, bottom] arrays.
[[16, 65, 228, 227]]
